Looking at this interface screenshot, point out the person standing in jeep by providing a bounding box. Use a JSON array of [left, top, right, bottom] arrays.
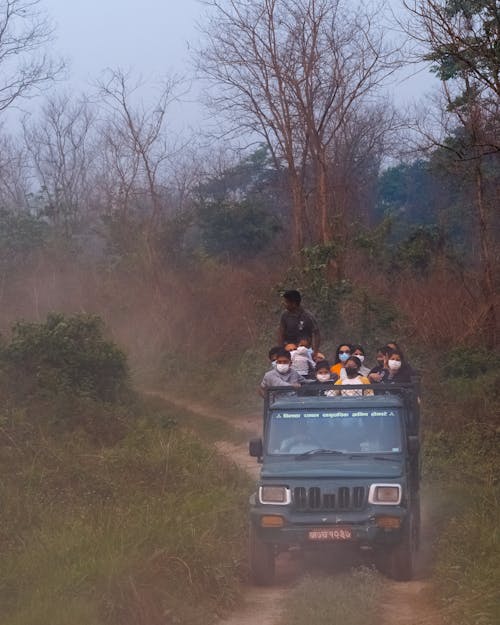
[[278, 290, 321, 359]]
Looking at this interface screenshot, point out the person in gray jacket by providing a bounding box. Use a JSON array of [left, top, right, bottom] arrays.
[[259, 347, 305, 397]]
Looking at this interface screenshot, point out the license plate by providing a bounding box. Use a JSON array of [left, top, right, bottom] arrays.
[[308, 527, 353, 541]]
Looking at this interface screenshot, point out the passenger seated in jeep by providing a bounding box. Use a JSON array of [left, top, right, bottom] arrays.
[[267, 345, 282, 368], [368, 345, 389, 382], [290, 336, 316, 377], [379, 348, 413, 384], [334, 356, 373, 396], [314, 360, 338, 395], [259, 347, 305, 397]]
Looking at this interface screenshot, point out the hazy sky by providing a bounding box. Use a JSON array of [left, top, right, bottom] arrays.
[[39, 0, 438, 133], [44, 0, 201, 80], [42, 0, 204, 131]]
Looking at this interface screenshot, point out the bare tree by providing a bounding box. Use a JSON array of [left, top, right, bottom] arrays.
[[23, 93, 97, 236], [95, 69, 181, 230], [198, 0, 402, 265], [0, 130, 30, 209], [0, 0, 62, 112]]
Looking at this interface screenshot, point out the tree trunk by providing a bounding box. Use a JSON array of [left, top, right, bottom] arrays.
[[289, 174, 305, 254], [475, 163, 497, 348], [317, 158, 332, 244]]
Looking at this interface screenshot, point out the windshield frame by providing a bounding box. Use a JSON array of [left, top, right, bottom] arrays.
[[264, 405, 405, 457]]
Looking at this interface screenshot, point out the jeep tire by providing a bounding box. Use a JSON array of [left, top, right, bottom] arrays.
[[249, 523, 275, 585], [388, 512, 417, 581]]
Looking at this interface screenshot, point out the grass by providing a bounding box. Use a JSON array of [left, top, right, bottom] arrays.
[[140, 392, 252, 444], [422, 413, 500, 625], [279, 567, 383, 625], [155, 347, 266, 414], [0, 401, 253, 625]]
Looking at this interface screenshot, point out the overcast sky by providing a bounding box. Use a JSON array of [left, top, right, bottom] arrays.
[[44, 0, 200, 82], [39, 0, 438, 134]]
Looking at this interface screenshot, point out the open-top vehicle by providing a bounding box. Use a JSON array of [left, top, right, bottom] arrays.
[[248, 383, 421, 584]]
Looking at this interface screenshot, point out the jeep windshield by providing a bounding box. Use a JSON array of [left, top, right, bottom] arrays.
[[266, 407, 403, 456]]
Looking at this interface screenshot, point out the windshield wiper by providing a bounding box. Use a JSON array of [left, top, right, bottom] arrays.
[[348, 453, 401, 461], [296, 448, 346, 459]]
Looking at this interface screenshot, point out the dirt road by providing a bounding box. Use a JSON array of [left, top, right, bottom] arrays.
[[156, 394, 444, 625]]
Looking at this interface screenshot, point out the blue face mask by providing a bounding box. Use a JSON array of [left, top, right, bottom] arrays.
[[339, 352, 350, 362]]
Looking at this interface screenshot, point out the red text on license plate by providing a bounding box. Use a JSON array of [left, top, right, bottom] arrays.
[[308, 527, 352, 541]]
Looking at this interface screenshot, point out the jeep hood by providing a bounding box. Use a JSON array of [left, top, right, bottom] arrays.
[[261, 457, 403, 479]]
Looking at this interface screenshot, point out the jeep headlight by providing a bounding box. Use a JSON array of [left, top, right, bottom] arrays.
[[368, 484, 402, 505], [258, 486, 291, 505]]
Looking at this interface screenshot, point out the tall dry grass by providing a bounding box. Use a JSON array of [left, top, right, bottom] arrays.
[[0, 253, 282, 382], [1, 246, 497, 386]]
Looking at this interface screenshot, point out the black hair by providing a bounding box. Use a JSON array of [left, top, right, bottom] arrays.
[[283, 289, 301, 305], [351, 344, 365, 355], [346, 356, 362, 369], [387, 348, 405, 363], [386, 343, 405, 361], [333, 342, 352, 364], [377, 345, 389, 355], [268, 345, 281, 360], [315, 360, 331, 372], [275, 347, 291, 360]]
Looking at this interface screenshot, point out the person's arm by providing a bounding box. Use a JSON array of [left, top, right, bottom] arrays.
[[361, 376, 373, 395], [277, 318, 285, 346], [259, 372, 269, 397], [290, 370, 305, 388], [311, 328, 321, 357]]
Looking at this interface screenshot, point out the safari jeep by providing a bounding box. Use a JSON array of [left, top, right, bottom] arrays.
[[248, 383, 421, 585]]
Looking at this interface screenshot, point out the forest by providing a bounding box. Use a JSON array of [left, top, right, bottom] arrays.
[[0, 1, 498, 624]]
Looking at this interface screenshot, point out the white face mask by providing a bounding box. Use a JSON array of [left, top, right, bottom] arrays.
[[388, 359, 402, 371], [316, 373, 331, 382], [276, 363, 290, 374], [271, 360, 277, 369], [354, 354, 365, 363]]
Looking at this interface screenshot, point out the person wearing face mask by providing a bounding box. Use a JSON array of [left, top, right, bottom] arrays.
[[334, 356, 373, 396], [368, 345, 390, 383], [290, 343, 316, 377], [385, 341, 418, 379], [314, 361, 339, 396], [380, 349, 412, 384], [340, 344, 370, 378], [330, 343, 353, 377], [259, 347, 305, 396], [268, 345, 282, 369]]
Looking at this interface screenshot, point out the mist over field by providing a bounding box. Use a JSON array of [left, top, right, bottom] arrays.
[[0, 1, 498, 624]]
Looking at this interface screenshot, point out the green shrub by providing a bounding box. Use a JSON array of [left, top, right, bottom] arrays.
[[0, 208, 48, 269], [1, 313, 129, 403], [443, 346, 500, 379]]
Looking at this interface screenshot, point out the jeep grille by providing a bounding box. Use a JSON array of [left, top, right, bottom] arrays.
[[293, 486, 366, 511]]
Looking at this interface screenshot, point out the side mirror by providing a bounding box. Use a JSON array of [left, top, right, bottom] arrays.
[[249, 437, 263, 458], [408, 435, 420, 454]]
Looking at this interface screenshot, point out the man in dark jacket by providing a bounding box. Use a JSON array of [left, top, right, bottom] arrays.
[[277, 290, 321, 359]]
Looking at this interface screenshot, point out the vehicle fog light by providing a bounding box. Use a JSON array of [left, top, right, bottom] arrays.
[[376, 516, 401, 529], [260, 515, 285, 528]]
